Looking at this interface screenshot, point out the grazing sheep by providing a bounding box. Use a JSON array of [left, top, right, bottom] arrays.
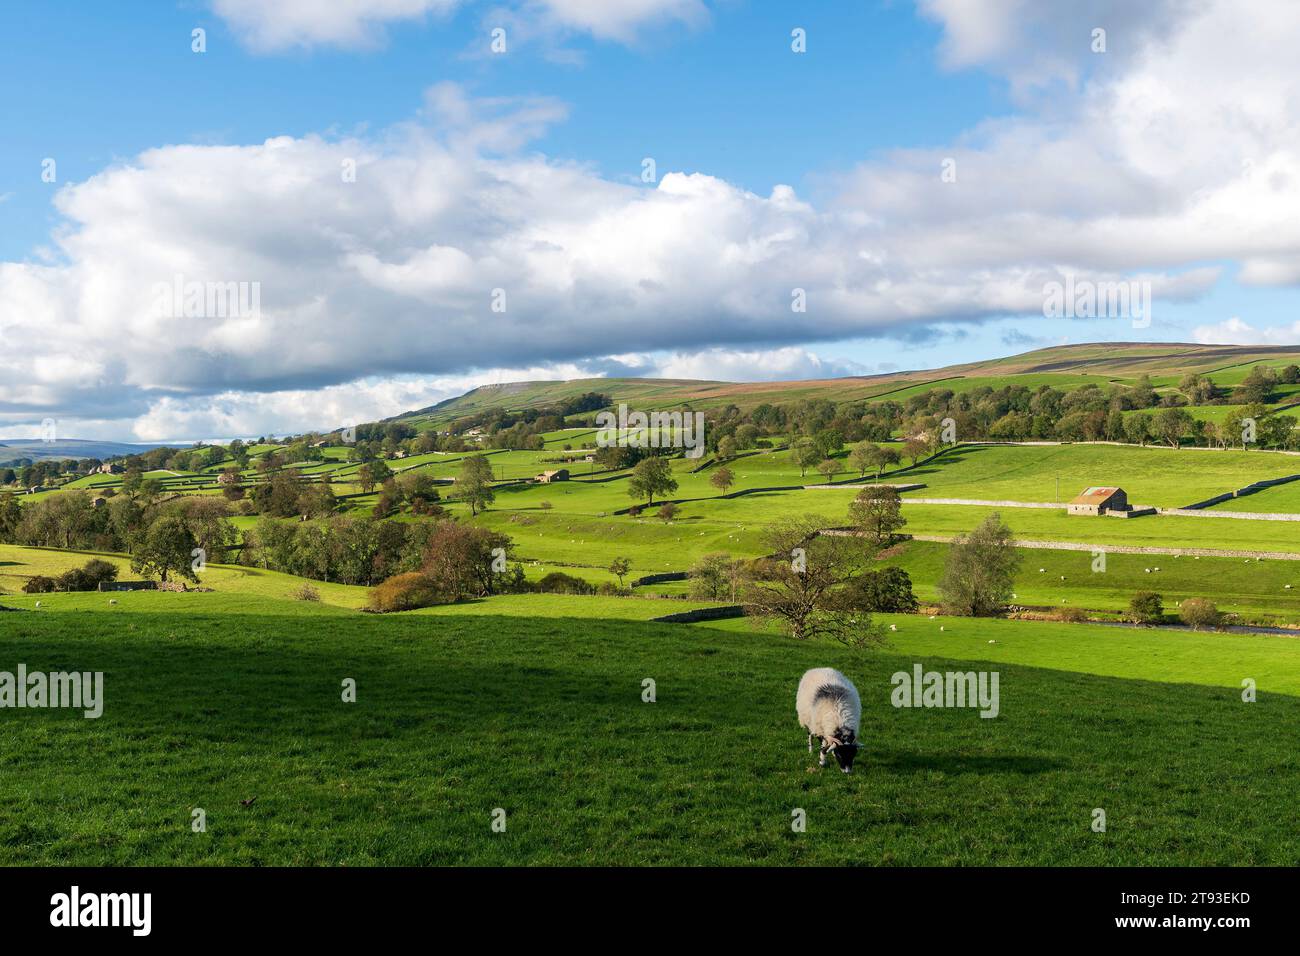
[[796, 668, 862, 774], [108, 599, 118, 606]]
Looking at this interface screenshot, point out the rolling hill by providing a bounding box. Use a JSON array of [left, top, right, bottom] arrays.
[[0, 438, 166, 465], [386, 342, 1300, 428]]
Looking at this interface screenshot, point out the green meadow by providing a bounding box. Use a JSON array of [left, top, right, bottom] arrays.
[[2, 594, 1298, 866]]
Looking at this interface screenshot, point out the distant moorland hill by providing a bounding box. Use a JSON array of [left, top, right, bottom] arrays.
[[386, 342, 1300, 429]]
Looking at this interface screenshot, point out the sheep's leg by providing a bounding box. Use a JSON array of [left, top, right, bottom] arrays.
[[818, 745, 827, 768], [807, 733, 814, 754]]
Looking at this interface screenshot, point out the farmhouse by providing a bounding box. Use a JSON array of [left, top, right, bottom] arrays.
[[96, 462, 123, 475], [535, 469, 569, 483], [1068, 486, 1129, 516]]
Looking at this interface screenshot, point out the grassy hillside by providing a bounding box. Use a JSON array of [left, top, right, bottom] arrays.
[[393, 342, 1300, 428]]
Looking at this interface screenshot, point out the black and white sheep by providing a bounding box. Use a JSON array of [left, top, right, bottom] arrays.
[[796, 667, 862, 774]]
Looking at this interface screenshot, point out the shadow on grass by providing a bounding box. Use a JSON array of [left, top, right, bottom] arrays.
[[872, 750, 1061, 775]]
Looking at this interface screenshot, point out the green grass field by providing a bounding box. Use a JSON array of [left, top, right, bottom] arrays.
[[3, 592, 1298, 865]]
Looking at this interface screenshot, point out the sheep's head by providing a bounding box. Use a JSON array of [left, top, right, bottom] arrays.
[[824, 729, 862, 774]]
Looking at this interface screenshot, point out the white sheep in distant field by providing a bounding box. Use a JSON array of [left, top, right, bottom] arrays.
[[796, 668, 862, 774], [108, 599, 117, 605]]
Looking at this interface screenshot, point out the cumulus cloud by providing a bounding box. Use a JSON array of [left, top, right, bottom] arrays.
[[1193, 316, 1300, 346], [9, 0, 1300, 440]]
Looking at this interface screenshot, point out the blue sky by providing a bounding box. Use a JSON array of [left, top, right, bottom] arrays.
[[2, 0, 1298, 441]]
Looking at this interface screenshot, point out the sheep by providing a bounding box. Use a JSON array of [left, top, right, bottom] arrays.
[[796, 668, 862, 774]]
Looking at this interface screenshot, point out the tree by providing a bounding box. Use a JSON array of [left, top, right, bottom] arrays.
[[1180, 598, 1223, 630], [299, 480, 337, 518], [1261, 415, 1295, 450], [1233, 366, 1276, 405], [937, 512, 1021, 616], [689, 552, 743, 601], [902, 438, 927, 466], [627, 456, 677, 505], [131, 515, 200, 584], [848, 442, 875, 477], [455, 455, 496, 515], [1129, 591, 1164, 625], [657, 501, 679, 521], [137, 477, 165, 501], [816, 459, 838, 482], [848, 486, 906, 546], [421, 521, 517, 599], [176, 497, 238, 558], [742, 515, 883, 646], [869, 445, 900, 478], [843, 566, 918, 612], [1123, 413, 1151, 447], [717, 436, 738, 460], [609, 557, 631, 588], [1154, 407, 1193, 449], [709, 466, 735, 494], [790, 438, 820, 478], [0, 492, 20, 542]]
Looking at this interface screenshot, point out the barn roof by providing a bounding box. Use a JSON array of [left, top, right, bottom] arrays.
[[1070, 486, 1123, 505]]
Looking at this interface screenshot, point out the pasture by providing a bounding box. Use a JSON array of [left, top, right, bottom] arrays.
[[2, 593, 1297, 866]]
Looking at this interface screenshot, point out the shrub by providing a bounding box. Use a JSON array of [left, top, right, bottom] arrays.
[[1180, 598, 1223, 630], [22, 575, 59, 594], [1054, 605, 1087, 622], [80, 559, 119, 590], [539, 500, 553, 510], [533, 572, 595, 595], [293, 584, 321, 602], [367, 572, 444, 612], [844, 566, 918, 613], [657, 502, 679, 521], [1128, 591, 1164, 625]]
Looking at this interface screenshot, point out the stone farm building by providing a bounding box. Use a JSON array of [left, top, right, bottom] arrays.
[[535, 469, 569, 483], [1068, 486, 1128, 516]]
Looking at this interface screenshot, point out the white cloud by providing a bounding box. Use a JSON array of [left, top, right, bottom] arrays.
[[211, 0, 461, 52], [1193, 316, 1300, 346], [209, 0, 707, 52], [652, 347, 865, 382]]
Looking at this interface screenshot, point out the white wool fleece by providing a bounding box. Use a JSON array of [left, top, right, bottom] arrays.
[[796, 667, 861, 743]]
